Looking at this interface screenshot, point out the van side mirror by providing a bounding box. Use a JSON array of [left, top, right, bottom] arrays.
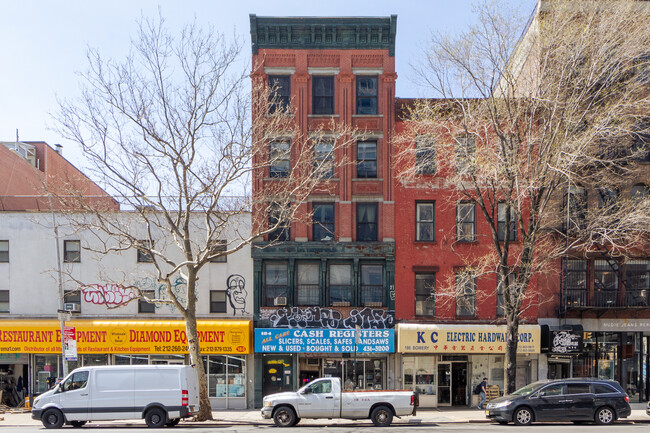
[[302, 387, 312, 394]]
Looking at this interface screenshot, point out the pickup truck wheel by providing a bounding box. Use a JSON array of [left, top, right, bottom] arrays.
[[42, 408, 65, 429], [371, 405, 393, 427], [145, 407, 167, 428], [273, 406, 297, 427]]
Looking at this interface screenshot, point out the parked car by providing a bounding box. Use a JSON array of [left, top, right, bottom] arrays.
[[485, 378, 630, 426], [32, 365, 199, 429], [646, 400, 650, 416], [261, 377, 418, 427]]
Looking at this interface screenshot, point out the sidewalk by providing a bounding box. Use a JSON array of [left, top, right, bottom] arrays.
[[2, 407, 648, 428]]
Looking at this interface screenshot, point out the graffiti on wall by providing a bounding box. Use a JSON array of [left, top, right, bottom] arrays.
[[261, 306, 394, 329], [226, 274, 248, 315], [80, 284, 136, 305], [138, 276, 189, 310]]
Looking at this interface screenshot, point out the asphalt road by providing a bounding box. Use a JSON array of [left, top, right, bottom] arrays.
[[11, 422, 650, 432]]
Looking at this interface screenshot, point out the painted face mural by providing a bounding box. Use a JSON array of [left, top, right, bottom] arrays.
[[226, 274, 247, 315]]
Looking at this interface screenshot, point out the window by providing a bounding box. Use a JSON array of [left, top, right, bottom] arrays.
[[308, 379, 332, 394], [137, 240, 153, 263], [456, 134, 476, 173], [415, 135, 436, 174], [138, 290, 156, 313], [63, 240, 81, 263], [415, 273, 435, 316], [497, 273, 516, 317], [269, 141, 290, 178], [457, 203, 476, 242], [268, 75, 290, 113], [313, 203, 335, 241], [265, 263, 288, 307], [312, 76, 334, 115], [329, 263, 353, 306], [566, 383, 591, 394], [210, 290, 227, 313], [356, 141, 377, 178], [540, 383, 564, 396], [594, 259, 619, 307], [356, 203, 378, 241], [356, 76, 378, 115], [416, 202, 435, 241], [625, 259, 649, 307], [497, 203, 517, 241], [297, 262, 320, 305], [565, 259, 588, 307], [593, 383, 617, 394], [64, 290, 81, 310], [632, 120, 650, 162], [0, 291, 8, 313], [0, 241, 8, 262], [209, 240, 227, 263], [564, 185, 587, 232], [62, 371, 89, 392], [456, 272, 476, 317], [268, 203, 290, 242], [597, 187, 619, 212], [314, 141, 334, 178], [361, 264, 383, 306], [631, 183, 649, 199]]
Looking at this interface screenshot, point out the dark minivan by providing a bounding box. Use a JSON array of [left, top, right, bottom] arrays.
[[485, 378, 630, 426]]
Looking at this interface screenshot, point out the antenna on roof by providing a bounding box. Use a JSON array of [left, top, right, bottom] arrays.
[[15, 128, 19, 151]]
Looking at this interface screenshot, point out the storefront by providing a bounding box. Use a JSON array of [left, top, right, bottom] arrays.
[[255, 328, 395, 399], [397, 324, 541, 408], [0, 320, 253, 409]]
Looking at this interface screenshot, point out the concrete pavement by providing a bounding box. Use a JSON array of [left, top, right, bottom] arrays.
[[2, 406, 648, 428]]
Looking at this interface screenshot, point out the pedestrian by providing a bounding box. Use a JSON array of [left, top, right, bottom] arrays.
[[477, 377, 488, 410]]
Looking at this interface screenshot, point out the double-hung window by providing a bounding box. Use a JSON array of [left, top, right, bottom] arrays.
[[356, 76, 378, 115], [138, 291, 156, 313], [313, 203, 335, 241], [210, 290, 227, 313], [357, 203, 378, 241], [415, 135, 436, 174], [565, 259, 588, 307], [64, 240, 81, 263], [269, 141, 290, 178], [456, 134, 476, 173], [137, 240, 153, 263], [268, 203, 290, 241], [0, 291, 9, 313], [416, 202, 435, 241], [457, 203, 476, 242], [497, 273, 516, 317], [268, 75, 290, 113], [209, 240, 227, 263], [361, 264, 383, 306], [314, 141, 334, 178], [497, 203, 517, 242], [297, 262, 320, 305], [0, 241, 8, 262], [264, 263, 289, 307], [456, 272, 476, 317], [329, 263, 353, 306], [357, 141, 377, 178], [415, 273, 435, 316], [313, 76, 334, 115]]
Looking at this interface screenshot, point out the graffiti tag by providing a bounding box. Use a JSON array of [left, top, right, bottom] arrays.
[[80, 284, 136, 305], [262, 306, 394, 329]]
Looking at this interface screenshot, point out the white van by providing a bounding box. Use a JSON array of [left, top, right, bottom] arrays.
[[31, 365, 199, 428]]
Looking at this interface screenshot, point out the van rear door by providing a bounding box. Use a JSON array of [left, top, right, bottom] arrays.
[[91, 368, 136, 420], [135, 367, 182, 416], [183, 366, 200, 413]]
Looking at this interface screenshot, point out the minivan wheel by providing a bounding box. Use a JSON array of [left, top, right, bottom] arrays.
[[273, 406, 297, 427], [371, 405, 394, 427], [42, 408, 65, 429], [595, 407, 615, 425], [513, 407, 533, 426], [145, 407, 167, 428]]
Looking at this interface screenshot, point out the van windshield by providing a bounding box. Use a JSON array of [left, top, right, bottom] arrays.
[[511, 381, 546, 396], [62, 371, 89, 392]]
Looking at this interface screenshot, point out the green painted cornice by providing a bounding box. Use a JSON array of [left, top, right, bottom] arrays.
[[251, 241, 395, 259], [249, 15, 397, 56]]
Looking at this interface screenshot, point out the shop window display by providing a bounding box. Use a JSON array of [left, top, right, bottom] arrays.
[[203, 355, 246, 398]]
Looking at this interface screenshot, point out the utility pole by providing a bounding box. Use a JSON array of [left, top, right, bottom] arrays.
[[48, 194, 69, 379], [354, 325, 360, 389]]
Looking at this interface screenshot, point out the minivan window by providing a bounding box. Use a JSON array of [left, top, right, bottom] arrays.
[[566, 383, 591, 394], [593, 383, 617, 394], [540, 383, 564, 396], [512, 381, 545, 396], [62, 371, 89, 392]]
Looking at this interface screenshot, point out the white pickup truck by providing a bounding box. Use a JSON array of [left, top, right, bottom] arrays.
[[261, 377, 418, 427]]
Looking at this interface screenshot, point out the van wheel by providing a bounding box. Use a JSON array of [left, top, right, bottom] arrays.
[[165, 418, 180, 427], [145, 408, 167, 428], [273, 406, 297, 427], [371, 405, 394, 427], [42, 408, 65, 429], [513, 407, 533, 426], [595, 407, 615, 425], [71, 421, 87, 428]]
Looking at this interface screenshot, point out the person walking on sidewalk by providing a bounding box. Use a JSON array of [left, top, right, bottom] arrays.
[[477, 377, 488, 410]]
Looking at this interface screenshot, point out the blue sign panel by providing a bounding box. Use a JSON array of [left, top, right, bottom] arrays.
[[255, 328, 394, 353]]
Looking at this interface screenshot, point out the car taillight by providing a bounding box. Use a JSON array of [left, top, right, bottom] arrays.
[[182, 390, 189, 406], [624, 395, 629, 403], [410, 394, 415, 406]]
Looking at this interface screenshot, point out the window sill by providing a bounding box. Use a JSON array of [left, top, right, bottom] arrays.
[[456, 239, 478, 244], [265, 113, 295, 118], [352, 178, 382, 181], [308, 114, 340, 118], [263, 177, 289, 181], [415, 240, 437, 244], [352, 114, 383, 118]]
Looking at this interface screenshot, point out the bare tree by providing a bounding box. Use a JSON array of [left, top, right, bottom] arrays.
[[54, 15, 354, 420], [395, 0, 650, 393]]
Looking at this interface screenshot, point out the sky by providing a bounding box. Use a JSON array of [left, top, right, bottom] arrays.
[[1, 0, 536, 170]]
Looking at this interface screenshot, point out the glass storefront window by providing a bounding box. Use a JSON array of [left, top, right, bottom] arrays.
[[82, 354, 109, 366], [228, 356, 246, 397], [35, 355, 60, 393], [203, 355, 247, 398]]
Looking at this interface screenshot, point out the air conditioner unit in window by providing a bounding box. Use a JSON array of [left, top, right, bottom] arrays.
[[63, 303, 81, 313], [273, 297, 287, 306]]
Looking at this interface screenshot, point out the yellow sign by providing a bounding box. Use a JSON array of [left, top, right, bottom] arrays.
[[397, 324, 540, 354], [0, 320, 251, 355]]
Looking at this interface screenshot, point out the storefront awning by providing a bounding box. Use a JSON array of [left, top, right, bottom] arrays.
[[397, 323, 540, 354], [0, 319, 252, 355]]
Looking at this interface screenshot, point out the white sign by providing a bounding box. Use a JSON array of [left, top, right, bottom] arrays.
[[64, 326, 77, 362]]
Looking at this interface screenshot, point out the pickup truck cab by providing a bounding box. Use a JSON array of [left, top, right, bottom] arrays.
[[262, 377, 417, 427]]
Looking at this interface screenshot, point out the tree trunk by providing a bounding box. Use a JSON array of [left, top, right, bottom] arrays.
[[504, 316, 519, 395], [185, 310, 213, 420]]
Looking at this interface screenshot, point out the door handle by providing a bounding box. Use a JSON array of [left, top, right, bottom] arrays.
[[80, 393, 88, 396], [326, 396, 334, 399]]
